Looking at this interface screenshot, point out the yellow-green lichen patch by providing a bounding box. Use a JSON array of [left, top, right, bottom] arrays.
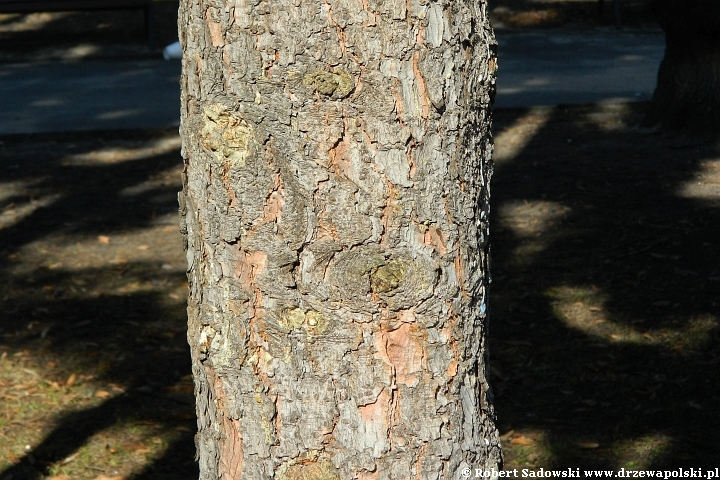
[[277, 458, 340, 480], [280, 308, 306, 331], [279, 308, 329, 335], [200, 104, 255, 166], [370, 252, 439, 310], [325, 247, 388, 312], [371, 259, 408, 293], [303, 69, 354, 98]]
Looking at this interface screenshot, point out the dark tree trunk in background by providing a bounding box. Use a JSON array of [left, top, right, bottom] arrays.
[[644, 0, 720, 135], [178, 0, 501, 478]]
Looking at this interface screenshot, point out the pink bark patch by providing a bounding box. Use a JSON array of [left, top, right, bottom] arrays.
[[412, 51, 430, 119], [359, 387, 390, 423], [328, 135, 352, 177], [209, 371, 244, 479], [220, 416, 244, 479], [423, 226, 448, 255], [376, 323, 424, 387], [263, 190, 284, 222], [235, 250, 267, 289], [205, 13, 224, 47]]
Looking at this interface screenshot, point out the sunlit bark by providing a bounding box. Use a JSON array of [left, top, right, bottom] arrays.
[[178, 0, 500, 478]]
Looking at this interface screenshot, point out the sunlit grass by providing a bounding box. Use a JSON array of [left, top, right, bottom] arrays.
[[0, 12, 69, 33], [493, 107, 553, 164], [585, 102, 632, 132], [498, 200, 571, 238], [0, 178, 45, 204], [0, 352, 98, 471], [547, 285, 719, 350], [63, 137, 182, 166], [42, 420, 182, 479], [0, 321, 192, 478], [677, 160, 720, 202], [497, 200, 572, 264], [500, 429, 554, 469], [0, 193, 62, 231], [10, 221, 182, 272], [612, 434, 672, 470], [0, 177, 63, 231], [120, 165, 183, 197], [492, 6, 562, 27], [0, 131, 193, 479]]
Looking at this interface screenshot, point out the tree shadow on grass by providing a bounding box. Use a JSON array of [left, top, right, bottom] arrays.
[[0, 1, 180, 61], [487, 0, 658, 30], [4, 105, 719, 477], [0, 129, 197, 479], [489, 103, 720, 468]]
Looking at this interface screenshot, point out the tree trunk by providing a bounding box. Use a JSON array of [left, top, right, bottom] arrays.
[[178, 0, 500, 478], [644, 0, 720, 135]]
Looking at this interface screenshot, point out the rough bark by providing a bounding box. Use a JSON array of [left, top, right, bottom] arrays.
[[644, 0, 720, 135], [178, 0, 499, 478]]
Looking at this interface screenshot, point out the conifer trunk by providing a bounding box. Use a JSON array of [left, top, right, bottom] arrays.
[[178, 0, 500, 478]]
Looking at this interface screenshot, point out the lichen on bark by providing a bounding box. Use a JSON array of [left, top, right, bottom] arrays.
[[179, 0, 500, 478], [303, 70, 355, 98]]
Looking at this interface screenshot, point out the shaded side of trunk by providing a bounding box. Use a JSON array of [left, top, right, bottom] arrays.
[[178, 0, 499, 478], [644, 0, 720, 135]]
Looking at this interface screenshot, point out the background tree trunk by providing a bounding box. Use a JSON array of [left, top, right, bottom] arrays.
[[178, 0, 500, 478], [644, 0, 720, 135]]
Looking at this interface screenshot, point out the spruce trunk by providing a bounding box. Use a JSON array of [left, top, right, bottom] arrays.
[[178, 0, 500, 478]]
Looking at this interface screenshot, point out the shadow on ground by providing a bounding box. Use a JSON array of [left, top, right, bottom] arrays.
[[488, 0, 657, 30], [490, 104, 720, 468], [1, 103, 719, 476], [0, 129, 197, 479], [0, 0, 179, 62]]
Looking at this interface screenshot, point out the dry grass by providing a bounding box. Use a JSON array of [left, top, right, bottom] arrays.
[[491, 104, 720, 469], [0, 129, 196, 479], [1, 107, 719, 475], [488, 0, 658, 30]]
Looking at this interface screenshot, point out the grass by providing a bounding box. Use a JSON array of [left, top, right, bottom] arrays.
[[490, 103, 720, 469], [0, 106, 719, 476], [0, 129, 197, 479]]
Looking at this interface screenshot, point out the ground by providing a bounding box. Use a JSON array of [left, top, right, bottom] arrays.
[[2, 0, 720, 477], [0, 0, 658, 62], [488, 0, 658, 30], [2, 107, 718, 478], [490, 104, 720, 469], [0, 0, 179, 62], [0, 130, 196, 479]]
